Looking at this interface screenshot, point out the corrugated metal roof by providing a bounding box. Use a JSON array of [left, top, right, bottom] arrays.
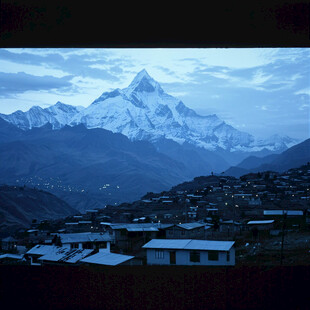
[[59, 232, 112, 243], [184, 240, 235, 251], [158, 224, 174, 229], [26, 245, 63, 256], [38, 248, 93, 263], [142, 239, 235, 251], [248, 220, 275, 225], [176, 223, 206, 230], [110, 223, 160, 231], [126, 227, 159, 232], [221, 220, 241, 225], [80, 252, 134, 266], [0, 254, 23, 260], [264, 210, 303, 216], [264, 210, 285, 215], [142, 239, 192, 249]]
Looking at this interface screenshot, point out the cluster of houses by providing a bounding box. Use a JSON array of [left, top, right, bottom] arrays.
[[1, 164, 310, 266], [0, 228, 236, 266]]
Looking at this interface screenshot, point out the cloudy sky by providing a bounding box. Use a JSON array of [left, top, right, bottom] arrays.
[[0, 48, 309, 141]]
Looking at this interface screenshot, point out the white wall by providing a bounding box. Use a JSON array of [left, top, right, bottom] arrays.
[[146, 248, 235, 266], [99, 242, 111, 253]]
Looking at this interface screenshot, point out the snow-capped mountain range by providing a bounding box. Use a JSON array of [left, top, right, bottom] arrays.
[[0, 69, 299, 152], [0, 101, 84, 130]]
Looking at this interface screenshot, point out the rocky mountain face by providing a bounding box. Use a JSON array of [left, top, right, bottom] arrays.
[[0, 70, 298, 155]]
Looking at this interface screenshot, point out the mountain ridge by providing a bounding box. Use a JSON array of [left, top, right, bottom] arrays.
[[224, 138, 310, 177], [0, 69, 299, 154]]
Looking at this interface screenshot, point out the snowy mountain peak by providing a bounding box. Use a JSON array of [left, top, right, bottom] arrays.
[[130, 69, 152, 85], [92, 88, 123, 105], [29, 105, 44, 112], [125, 69, 163, 94]]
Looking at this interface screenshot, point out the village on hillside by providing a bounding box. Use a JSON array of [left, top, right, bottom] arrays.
[[1, 163, 310, 267]]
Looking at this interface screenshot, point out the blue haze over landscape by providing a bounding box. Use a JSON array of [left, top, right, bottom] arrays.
[[0, 48, 309, 141]]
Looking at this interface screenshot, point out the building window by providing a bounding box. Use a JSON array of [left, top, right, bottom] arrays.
[[208, 251, 219, 261], [155, 250, 164, 259], [190, 251, 200, 263], [227, 251, 230, 262]]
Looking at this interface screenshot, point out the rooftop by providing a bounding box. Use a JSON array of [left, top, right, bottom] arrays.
[[176, 223, 206, 230], [264, 210, 304, 216], [26, 244, 63, 256], [247, 220, 275, 225], [59, 232, 113, 243], [0, 254, 23, 260], [38, 248, 94, 264], [143, 239, 235, 251], [108, 223, 173, 231], [80, 252, 134, 266], [1, 236, 17, 242]]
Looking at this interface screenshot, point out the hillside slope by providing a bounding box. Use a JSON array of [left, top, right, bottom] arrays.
[[0, 185, 78, 235], [224, 138, 310, 177]]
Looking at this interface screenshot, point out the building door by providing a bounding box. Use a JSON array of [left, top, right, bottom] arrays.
[[170, 251, 176, 265]]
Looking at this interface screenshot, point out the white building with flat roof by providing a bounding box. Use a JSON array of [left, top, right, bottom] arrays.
[[142, 239, 235, 266]]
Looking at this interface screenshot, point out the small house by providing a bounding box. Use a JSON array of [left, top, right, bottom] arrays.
[[263, 210, 305, 229], [105, 223, 171, 251], [143, 239, 235, 266], [165, 223, 206, 239], [58, 232, 113, 250], [1, 236, 18, 252]]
